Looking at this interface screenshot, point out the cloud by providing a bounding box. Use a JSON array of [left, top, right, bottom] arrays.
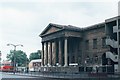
[[0, 2, 118, 60], [0, 0, 119, 3]]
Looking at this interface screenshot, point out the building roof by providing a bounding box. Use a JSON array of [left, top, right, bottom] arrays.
[[40, 16, 119, 37], [2, 60, 11, 64], [105, 16, 120, 23], [64, 25, 82, 31], [48, 23, 82, 31], [30, 59, 42, 63], [40, 22, 106, 36], [40, 23, 81, 36], [82, 22, 105, 31]]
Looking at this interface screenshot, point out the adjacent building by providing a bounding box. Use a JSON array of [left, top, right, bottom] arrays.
[[29, 59, 42, 72], [39, 16, 120, 73]]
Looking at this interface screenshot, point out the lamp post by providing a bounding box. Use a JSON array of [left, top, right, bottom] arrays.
[[7, 44, 23, 74]]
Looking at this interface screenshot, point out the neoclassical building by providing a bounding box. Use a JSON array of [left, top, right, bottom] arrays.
[[40, 16, 120, 73]]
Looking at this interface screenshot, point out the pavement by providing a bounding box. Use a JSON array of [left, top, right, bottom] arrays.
[[1, 72, 36, 78], [1, 72, 72, 80], [1, 72, 88, 78], [1, 72, 120, 80]]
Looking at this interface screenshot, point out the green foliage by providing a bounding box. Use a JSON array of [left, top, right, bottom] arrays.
[[29, 50, 41, 61], [7, 50, 29, 67]]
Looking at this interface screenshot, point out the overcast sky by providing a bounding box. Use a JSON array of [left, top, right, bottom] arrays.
[[0, 0, 119, 60]]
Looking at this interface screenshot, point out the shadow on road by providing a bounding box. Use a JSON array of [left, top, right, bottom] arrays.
[[2, 78, 71, 80], [2, 78, 120, 80]]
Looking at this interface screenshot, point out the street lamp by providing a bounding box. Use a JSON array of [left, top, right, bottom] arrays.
[[7, 44, 23, 74]]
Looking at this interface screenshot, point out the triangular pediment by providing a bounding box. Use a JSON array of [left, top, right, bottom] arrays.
[[40, 23, 63, 36], [45, 26, 61, 35]]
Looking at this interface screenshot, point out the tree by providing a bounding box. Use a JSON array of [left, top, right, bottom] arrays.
[[7, 50, 28, 67], [29, 50, 41, 61]]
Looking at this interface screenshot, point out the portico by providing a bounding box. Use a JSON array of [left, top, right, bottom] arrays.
[[40, 23, 82, 68]]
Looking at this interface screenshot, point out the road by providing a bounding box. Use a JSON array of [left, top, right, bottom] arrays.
[[1, 72, 40, 80], [1, 72, 68, 80], [1, 72, 36, 78], [2, 72, 119, 80]]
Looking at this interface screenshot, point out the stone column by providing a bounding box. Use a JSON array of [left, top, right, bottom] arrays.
[[52, 42, 56, 66], [64, 38, 68, 67], [42, 42, 44, 66], [47, 42, 52, 66], [59, 40, 62, 66], [48, 42, 51, 66], [44, 42, 48, 66], [50, 42, 52, 66], [46, 42, 48, 66], [44, 42, 46, 66]]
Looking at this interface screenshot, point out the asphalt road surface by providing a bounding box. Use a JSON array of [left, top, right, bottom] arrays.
[[1, 72, 69, 80], [1, 72, 40, 80], [2, 72, 120, 80], [1, 73, 36, 78]]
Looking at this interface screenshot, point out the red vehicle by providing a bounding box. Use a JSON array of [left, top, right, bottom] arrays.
[[0, 61, 13, 72]]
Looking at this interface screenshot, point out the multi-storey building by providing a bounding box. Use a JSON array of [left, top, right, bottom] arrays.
[[39, 16, 120, 73]]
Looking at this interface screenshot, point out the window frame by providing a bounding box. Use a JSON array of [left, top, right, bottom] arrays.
[[93, 38, 97, 49], [102, 37, 106, 48], [85, 40, 89, 50]]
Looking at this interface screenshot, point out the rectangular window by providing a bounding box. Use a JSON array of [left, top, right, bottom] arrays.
[[102, 37, 106, 48], [86, 40, 89, 50], [93, 39, 97, 49], [119, 32, 120, 45], [118, 19, 120, 29]]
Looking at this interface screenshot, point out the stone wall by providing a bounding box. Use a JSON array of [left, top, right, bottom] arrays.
[[81, 26, 110, 66], [40, 66, 79, 73]]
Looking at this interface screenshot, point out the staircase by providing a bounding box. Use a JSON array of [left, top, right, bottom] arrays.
[[105, 25, 119, 72], [106, 52, 118, 62], [106, 38, 118, 48]]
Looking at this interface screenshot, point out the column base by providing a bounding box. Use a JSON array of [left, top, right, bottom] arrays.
[[58, 65, 61, 67], [44, 65, 47, 67], [64, 64, 68, 67], [41, 65, 44, 67], [47, 64, 52, 67]]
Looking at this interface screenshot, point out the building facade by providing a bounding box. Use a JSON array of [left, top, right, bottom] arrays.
[[40, 16, 120, 73], [29, 59, 42, 71]]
